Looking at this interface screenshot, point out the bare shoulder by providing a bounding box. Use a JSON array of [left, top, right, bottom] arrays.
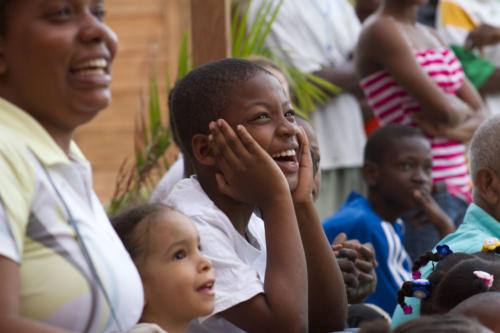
[[356, 15, 409, 76], [420, 24, 448, 47], [359, 14, 402, 47]]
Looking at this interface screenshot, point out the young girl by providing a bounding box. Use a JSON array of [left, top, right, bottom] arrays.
[[111, 204, 215, 333], [397, 243, 500, 316]]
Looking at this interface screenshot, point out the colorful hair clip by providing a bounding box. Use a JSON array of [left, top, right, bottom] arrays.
[[411, 279, 431, 299], [403, 304, 413, 315], [473, 270, 494, 288], [481, 237, 500, 253], [436, 244, 453, 256]]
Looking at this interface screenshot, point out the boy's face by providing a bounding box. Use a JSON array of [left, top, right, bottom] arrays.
[[222, 71, 301, 191], [373, 136, 433, 211]]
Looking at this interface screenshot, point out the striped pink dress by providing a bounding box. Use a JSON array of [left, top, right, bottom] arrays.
[[360, 47, 471, 201]]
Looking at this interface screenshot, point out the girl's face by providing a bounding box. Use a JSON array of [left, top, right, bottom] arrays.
[[140, 210, 215, 325], [0, 0, 118, 134]]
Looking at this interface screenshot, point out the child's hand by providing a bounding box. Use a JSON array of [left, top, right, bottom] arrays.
[[208, 119, 289, 208], [291, 126, 314, 205], [332, 233, 378, 304], [407, 189, 455, 238]]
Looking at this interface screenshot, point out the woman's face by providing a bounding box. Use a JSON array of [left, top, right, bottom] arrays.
[[0, 0, 118, 134]]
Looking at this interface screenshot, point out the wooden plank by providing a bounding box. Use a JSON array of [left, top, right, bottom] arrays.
[[190, 0, 231, 67]]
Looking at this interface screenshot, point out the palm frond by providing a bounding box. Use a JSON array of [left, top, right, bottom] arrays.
[[108, 32, 192, 216]]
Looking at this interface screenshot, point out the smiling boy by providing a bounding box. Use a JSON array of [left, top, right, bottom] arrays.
[[154, 58, 346, 333], [322, 124, 455, 315]]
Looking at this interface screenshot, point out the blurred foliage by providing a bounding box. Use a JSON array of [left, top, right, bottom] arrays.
[[107, 32, 191, 216]]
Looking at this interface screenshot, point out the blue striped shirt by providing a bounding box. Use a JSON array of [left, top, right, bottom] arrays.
[[323, 191, 412, 314]]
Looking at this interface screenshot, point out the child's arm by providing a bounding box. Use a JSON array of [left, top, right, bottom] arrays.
[[209, 119, 308, 333], [292, 128, 347, 332], [408, 189, 455, 238]]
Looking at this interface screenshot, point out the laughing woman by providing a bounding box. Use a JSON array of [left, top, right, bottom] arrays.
[[0, 1, 143, 332]]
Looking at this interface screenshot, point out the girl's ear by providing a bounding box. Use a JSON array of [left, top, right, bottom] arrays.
[[475, 167, 500, 205], [363, 161, 379, 187], [192, 134, 215, 166]]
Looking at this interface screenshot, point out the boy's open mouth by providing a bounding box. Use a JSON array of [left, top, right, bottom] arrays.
[[271, 149, 297, 162], [271, 149, 299, 174]]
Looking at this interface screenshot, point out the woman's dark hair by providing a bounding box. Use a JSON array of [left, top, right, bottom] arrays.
[[423, 257, 495, 314], [397, 251, 500, 315], [110, 203, 173, 263], [411, 249, 456, 273]]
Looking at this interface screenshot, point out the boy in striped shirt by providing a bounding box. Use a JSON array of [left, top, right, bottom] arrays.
[[323, 125, 455, 315]]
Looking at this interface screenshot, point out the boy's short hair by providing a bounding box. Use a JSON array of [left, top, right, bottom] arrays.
[[469, 115, 500, 183], [169, 58, 269, 159], [364, 124, 425, 164]]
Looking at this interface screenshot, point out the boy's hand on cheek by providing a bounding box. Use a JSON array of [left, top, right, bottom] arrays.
[[408, 189, 455, 237], [291, 126, 314, 205], [209, 119, 290, 208]]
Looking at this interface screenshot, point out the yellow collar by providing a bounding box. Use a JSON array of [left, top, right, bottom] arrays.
[[0, 97, 86, 166]]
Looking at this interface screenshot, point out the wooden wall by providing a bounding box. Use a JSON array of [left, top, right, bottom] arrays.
[[74, 0, 191, 202]]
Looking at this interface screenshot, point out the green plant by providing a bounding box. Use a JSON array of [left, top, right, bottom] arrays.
[[107, 0, 340, 215], [107, 32, 192, 216]]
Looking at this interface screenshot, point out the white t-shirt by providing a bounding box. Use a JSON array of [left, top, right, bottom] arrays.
[[437, 0, 500, 116], [161, 176, 267, 333], [150, 153, 185, 203], [248, 0, 366, 170]]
